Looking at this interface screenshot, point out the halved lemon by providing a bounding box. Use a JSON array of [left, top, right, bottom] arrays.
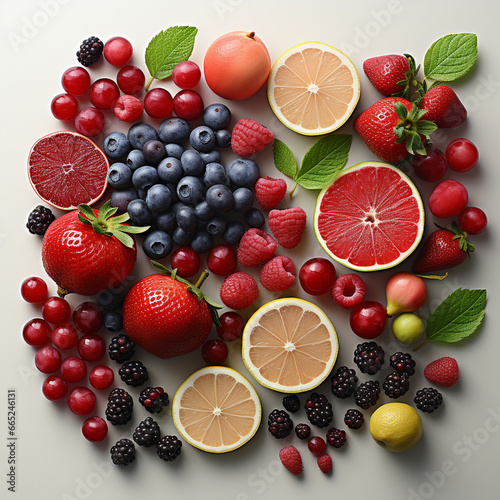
[[267, 41, 360, 135], [242, 298, 339, 393], [172, 366, 261, 453]]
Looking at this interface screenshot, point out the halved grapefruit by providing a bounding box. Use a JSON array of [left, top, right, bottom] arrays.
[[28, 131, 109, 210], [314, 162, 425, 271]]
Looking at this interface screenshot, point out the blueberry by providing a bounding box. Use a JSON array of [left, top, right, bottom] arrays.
[[227, 158, 260, 188], [104, 131, 131, 159], [223, 220, 245, 245], [146, 184, 172, 213], [143, 230, 172, 259], [194, 200, 215, 221], [165, 143, 184, 159], [206, 184, 234, 212], [158, 117, 190, 144], [206, 215, 227, 236], [203, 103, 231, 130], [203, 163, 230, 187], [127, 122, 159, 150], [189, 126, 216, 153], [127, 199, 153, 226], [97, 288, 125, 311], [176, 206, 199, 232], [233, 187, 255, 213], [103, 311, 123, 332], [176, 176, 205, 205], [181, 150, 205, 177], [143, 140, 167, 166], [245, 207, 265, 228], [170, 201, 190, 215], [108, 162, 133, 189], [214, 129, 232, 148], [173, 226, 195, 246], [199, 150, 222, 164], [157, 157, 183, 185], [132, 165, 159, 191], [110, 187, 139, 213], [166, 183, 178, 204], [126, 149, 147, 171], [155, 211, 176, 233], [191, 231, 214, 253]]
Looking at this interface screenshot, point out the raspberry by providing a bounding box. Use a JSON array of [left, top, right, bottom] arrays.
[[254, 176, 287, 211], [332, 274, 366, 309], [259, 256, 296, 292], [220, 272, 259, 310], [424, 357, 459, 387], [231, 118, 274, 157], [317, 454, 332, 474], [278, 445, 302, 475], [268, 208, 307, 249], [237, 228, 277, 267]]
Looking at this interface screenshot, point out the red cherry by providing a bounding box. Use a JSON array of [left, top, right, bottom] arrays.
[[446, 138, 479, 172], [73, 302, 103, 334], [61, 66, 91, 96], [428, 180, 468, 218], [117, 65, 145, 94], [202, 339, 228, 365], [172, 90, 204, 121], [21, 276, 48, 303], [299, 258, 336, 295], [170, 246, 201, 277], [207, 244, 237, 276], [458, 207, 487, 235], [308, 436, 327, 454], [172, 61, 201, 89], [35, 345, 62, 373], [89, 365, 114, 390], [74, 107, 105, 137], [349, 301, 388, 339], [144, 88, 174, 118], [41, 296, 71, 325], [67, 387, 96, 415], [23, 318, 52, 346], [60, 356, 87, 383], [77, 334, 106, 362], [82, 416, 108, 442], [216, 312, 245, 341], [42, 375, 68, 401], [51, 323, 79, 350], [103, 36, 133, 66]]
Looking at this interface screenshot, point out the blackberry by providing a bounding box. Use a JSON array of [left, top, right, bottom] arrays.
[[354, 380, 380, 409], [305, 393, 333, 428], [344, 409, 364, 430], [326, 428, 347, 448], [282, 395, 300, 413], [157, 435, 182, 462], [353, 342, 385, 375], [110, 438, 135, 466], [414, 388, 443, 413], [331, 365, 358, 399], [105, 388, 133, 426], [118, 360, 149, 387], [389, 352, 416, 376], [139, 386, 169, 413], [295, 423, 311, 440], [26, 205, 55, 235], [133, 417, 161, 447], [108, 334, 135, 364], [267, 409, 293, 438], [383, 371, 410, 399], [77, 36, 104, 67]]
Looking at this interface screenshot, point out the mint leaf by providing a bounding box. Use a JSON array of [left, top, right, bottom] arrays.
[[273, 139, 298, 179], [424, 33, 477, 82], [426, 288, 487, 343], [145, 26, 198, 90]]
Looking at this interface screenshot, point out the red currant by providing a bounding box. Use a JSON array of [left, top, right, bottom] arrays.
[[458, 207, 487, 235], [21, 276, 48, 304], [410, 144, 448, 182], [51, 93, 79, 120], [144, 88, 174, 118], [41, 296, 71, 325], [117, 65, 145, 94], [51, 323, 79, 350], [89, 78, 120, 110], [82, 416, 108, 442], [67, 387, 96, 415], [170, 246, 201, 277], [77, 334, 106, 362], [216, 312, 245, 342], [61, 66, 91, 96], [349, 301, 387, 339], [308, 436, 327, 454], [89, 365, 114, 390], [74, 107, 105, 136], [207, 244, 237, 276], [60, 356, 87, 383], [446, 138, 479, 172], [73, 301, 103, 334], [428, 180, 468, 218], [299, 258, 336, 295], [173, 89, 204, 121], [23, 318, 52, 346], [172, 61, 201, 89], [202, 339, 228, 365], [114, 94, 143, 122], [35, 345, 62, 373], [42, 375, 68, 401], [103, 37, 133, 66]]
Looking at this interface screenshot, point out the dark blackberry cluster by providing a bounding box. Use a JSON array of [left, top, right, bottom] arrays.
[[305, 393, 333, 428], [157, 435, 182, 462], [383, 371, 410, 399], [353, 342, 385, 375], [133, 417, 161, 447], [119, 360, 149, 387], [326, 428, 347, 448], [268, 409, 293, 438], [331, 365, 358, 399], [105, 388, 133, 426], [354, 380, 380, 409], [108, 334, 135, 364], [139, 386, 169, 413], [110, 438, 135, 466], [295, 423, 311, 440], [26, 205, 55, 235], [77, 36, 104, 66], [414, 388, 443, 413], [389, 352, 416, 376], [282, 395, 300, 413], [344, 409, 364, 430]]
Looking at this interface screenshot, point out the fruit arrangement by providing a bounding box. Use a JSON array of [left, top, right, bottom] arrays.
[[20, 27, 489, 480]]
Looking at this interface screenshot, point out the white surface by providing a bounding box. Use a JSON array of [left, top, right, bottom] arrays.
[[1, 1, 500, 499]]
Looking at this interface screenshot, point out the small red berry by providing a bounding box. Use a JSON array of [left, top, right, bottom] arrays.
[[458, 207, 487, 235], [21, 276, 48, 304], [172, 60, 201, 89], [78, 334, 106, 362], [73, 302, 103, 334], [41, 296, 71, 325], [332, 274, 366, 309], [74, 107, 105, 137], [103, 36, 133, 66], [61, 66, 91, 96], [299, 258, 336, 296], [67, 387, 96, 415], [317, 454, 333, 474], [202, 339, 228, 365], [117, 65, 145, 94], [144, 88, 174, 118], [114, 94, 143, 122], [51, 323, 79, 350], [220, 272, 259, 310], [170, 246, 201, 278], [172, 89, 204, 121], [42, 375, 68, 401], [207, 244, 237, 276], [35, 345, 62, 374], [428, 180, 468, 218], [60, 356, 87, 383], [216, 312, 245, 342], [89, 78, 120, 110], [350, 301, 388, 339], [89, 365, 114, 390], [23, 318, 52, 346], [308, 436, 327, 454], [446, 138, 479, 172], [51, 93, 79, 120], [82, 416, 108, 442]]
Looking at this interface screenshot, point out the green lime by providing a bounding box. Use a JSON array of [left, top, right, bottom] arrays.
[[392, 313, 424, 344]]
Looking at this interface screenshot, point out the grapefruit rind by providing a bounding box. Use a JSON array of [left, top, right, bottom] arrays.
[[313, 162, 425, 272], [241, 298, 339, 393]]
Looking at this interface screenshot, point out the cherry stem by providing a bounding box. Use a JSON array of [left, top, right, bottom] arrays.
[[413, 339, 428, 351], [248, 32, 256, 39], [289, 181, 298, 198], [145, 76, 154, 92], [415, 272, 449, 281], [194, 270, 210, 289]]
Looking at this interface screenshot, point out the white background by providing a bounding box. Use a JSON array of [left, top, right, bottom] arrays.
[[1, 0, 500, 499]]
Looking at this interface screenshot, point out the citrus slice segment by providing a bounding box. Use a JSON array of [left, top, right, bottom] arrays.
[[314, 162, 425, 272], [242, 298, 338, 393], [28, 131, 109, 210], [267, 41, 360, 135], [172, 366, 261, 453]]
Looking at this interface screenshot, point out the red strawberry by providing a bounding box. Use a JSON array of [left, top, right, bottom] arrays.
[[363, 54, 412, 97], [354, 97, 437, 162], [231, 118, 274, 157], [254, 176, 287, 211], [259, 256, 296, 292], [424, 357, 459, 387], [279, 446, 302, 475], [220, 272, 259, 310], [420, 85, 467, 128], [42, 202, 148, 296], [268, 208, 307, 249], [412, 223, 474, 274], [317, 454, 333, 474], [237, 228, 277, 267]]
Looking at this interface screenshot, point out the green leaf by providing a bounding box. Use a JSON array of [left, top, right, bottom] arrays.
[[273, 139, 298, 179], [78, 204, 97, 222], [394, 101, 408, 121], [112, 231, 134, 248], [119, 225, 151, 234], [426, 288, 487, 343], [424, 33, 478, 82], [416, 120, 438, 136]]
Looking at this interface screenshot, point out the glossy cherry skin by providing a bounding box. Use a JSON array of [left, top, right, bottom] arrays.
[[42, 375, 68, 401], [216, 312, 245, 341], [82, 416, 108, 442], [67, 387, 96, 415], [299, 258, 336, 295], [458, 207, 487, 235], [349, 301, 388, 339], [21, 276, 48, 303], [202, 339, 228, 365]]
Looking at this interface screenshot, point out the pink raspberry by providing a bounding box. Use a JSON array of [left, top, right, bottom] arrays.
[[231, 118, 274, 157], [259, 256, 296, 292], [268, 208, 307, 249], [237, 228, 277, 267], [332, 274, 366, 309], [220, 272, 259, 310], [254, 176, 287, 211], [317, 454, 333, 474]]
